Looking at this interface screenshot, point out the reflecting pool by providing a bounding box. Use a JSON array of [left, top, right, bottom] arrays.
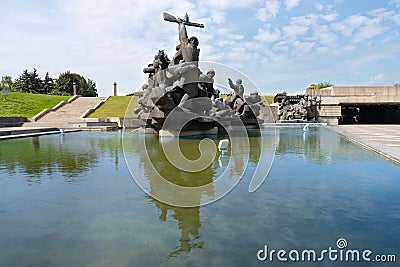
[[0, 127, 399, 266]]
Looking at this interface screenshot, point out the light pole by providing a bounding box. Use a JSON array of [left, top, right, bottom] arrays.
[[73, 82, 77, 96], [113, 82, 117, 96]]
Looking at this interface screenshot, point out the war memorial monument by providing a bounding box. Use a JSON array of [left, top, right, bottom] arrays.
[[133, 13, 269, 136]]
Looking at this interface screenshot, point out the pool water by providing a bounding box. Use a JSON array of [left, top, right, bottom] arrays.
[[0, 127, 399, 266]]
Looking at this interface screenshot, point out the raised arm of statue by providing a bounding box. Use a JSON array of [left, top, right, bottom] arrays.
[[179, 23, 189, 46], [228, 78, 244, 96], [228, 78, 234, 89], [163, 12, 203, 47]]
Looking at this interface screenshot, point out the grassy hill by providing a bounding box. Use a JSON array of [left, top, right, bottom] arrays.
[[86, 96, 137, 118], [0, 92, 71, 118]]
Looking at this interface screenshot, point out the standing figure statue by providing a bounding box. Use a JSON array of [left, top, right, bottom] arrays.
[[228, 78, 244, 97], [164, 13, 203, 64], [309, 96, 321, 121], [200, 69, 219, 100], [296, 95, 309, 120], [180, 18, 199, 63], [163, 12, 204, 110]]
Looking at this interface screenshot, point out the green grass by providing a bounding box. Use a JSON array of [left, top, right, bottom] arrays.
[[0, 92, 71, 118], [86, 96, 137, 118], [263, 95, 275, 104]]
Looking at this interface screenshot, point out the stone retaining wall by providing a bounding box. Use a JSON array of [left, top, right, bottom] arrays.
[[0, 117, 28, 127]]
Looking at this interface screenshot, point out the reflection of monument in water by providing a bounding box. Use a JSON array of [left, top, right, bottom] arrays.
[[123, 132, 258, 257], [134, 13, 268, 136], [148, 198, 204, 258], [134, 136, 213, 257]]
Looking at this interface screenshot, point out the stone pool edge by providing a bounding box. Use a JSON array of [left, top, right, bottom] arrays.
[[0, 127, 81, 140], [329, 125, 400, 166]]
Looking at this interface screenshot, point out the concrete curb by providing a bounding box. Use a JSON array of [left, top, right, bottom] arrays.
[[32, 108, 51, 122], [67, 95, 80, 103], [81, 96, 110, 119], [0, 128, 81, 140], [51, 101, 66, 111]]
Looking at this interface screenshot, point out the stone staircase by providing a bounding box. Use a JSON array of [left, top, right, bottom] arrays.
[[24, 96, 107, 129]]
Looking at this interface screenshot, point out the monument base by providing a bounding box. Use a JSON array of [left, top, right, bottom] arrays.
[[159, 127, 218, 137], [278, 119, 308, 123]]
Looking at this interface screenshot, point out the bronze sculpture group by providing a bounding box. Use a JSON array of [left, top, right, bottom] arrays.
[[134, 13, 265, 132], [278, 94, 321, 122]]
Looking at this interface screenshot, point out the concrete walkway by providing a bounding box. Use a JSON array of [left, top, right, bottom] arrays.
[[330, 124, 400, 165]]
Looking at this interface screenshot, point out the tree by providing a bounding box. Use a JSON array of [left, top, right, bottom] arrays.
[[79, 78, 97, 97], [54, 71, 97, 96], [1, 76, 14, 91], [42, 72, 54, 94], [53, 71, 75, 95], [13, 69, 43, 93]]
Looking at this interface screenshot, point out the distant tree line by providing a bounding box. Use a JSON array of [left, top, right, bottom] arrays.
[[0, 69, 97, 97]]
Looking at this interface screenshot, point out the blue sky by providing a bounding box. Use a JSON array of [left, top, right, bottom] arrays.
[[1, 0, 399, 96]]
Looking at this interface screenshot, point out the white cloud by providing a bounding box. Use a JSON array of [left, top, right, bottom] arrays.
[[291, 14, 319, 26], [273, 41, 289, 52], [293, 41, 314, 53], [368, 8, 397, 21], [216, 28, 231, 35], [285, 0, 300, 10], [211, 11, 226, 24], [352, 18, 385, 43], [216, 40, 236, 46], [315, 46, 329, 53], [389, 0, 400, 8], [368, 6, 400, 25], [315, 3, 324, 11], [315, 2, 334, 12], [282, 24, 309, 39], [331, 15, 369, 36], [393, 14, 400, 25], [255, 0, 281, 22], [227, 33, 245, 40], [368, 73, 389, 85], [368, 8, 400, 27], [50, 0, 213, 93], [322, 12, 338, 22], [201, 0, 258, 9], [313, 25, 337, 46], [254, 24, 281, 43]]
